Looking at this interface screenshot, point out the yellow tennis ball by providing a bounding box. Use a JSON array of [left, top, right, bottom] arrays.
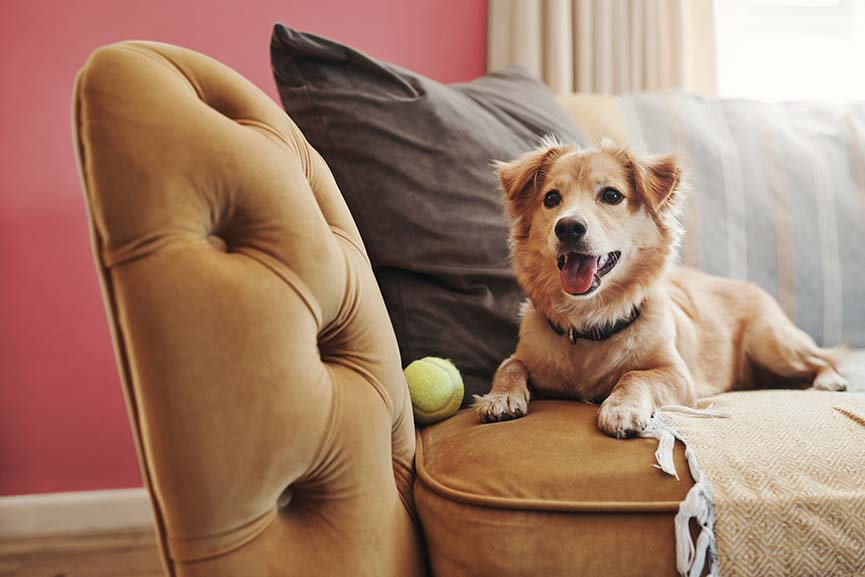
[[404, 357, 464, 426]]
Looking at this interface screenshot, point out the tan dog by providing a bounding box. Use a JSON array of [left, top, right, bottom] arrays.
[[473, 139, 848, 438]]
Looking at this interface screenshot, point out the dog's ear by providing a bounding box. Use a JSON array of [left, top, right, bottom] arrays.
[[496, 143, 568, 227], [629, 153, 682, 213]]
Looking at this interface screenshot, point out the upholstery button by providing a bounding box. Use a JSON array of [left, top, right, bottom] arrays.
[[277, 487, 293, 510], [207, 235, 228, 252]]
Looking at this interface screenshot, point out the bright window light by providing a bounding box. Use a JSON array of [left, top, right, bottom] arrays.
[[715, 0, 865, 101]]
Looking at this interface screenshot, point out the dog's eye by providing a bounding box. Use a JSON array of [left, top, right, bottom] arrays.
[[543, 190, 562, 208], [599, 187, 624, 205]]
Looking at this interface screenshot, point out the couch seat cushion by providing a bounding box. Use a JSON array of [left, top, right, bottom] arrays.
[[414, 401, 692, 577]]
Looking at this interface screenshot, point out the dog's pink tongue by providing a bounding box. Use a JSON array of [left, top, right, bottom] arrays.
[[560, 254, 598, 294]]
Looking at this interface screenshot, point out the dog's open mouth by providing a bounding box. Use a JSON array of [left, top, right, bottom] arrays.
[[556, 251, 621, 295]]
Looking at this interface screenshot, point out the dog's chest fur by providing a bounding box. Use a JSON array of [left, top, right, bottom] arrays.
[[516, 304, 653, 402]]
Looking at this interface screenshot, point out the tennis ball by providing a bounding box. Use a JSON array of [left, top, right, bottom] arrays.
[[404, 357, 464, 426]]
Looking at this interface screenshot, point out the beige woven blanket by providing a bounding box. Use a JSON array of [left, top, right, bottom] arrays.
[[652, 390, 865, 577]]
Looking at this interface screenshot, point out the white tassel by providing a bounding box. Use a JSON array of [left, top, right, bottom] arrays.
[[640, 409, 726, 577], [640, 418, 680, 479]]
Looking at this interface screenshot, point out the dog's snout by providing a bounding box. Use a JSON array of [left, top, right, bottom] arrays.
[[555, 217, 587, 241]]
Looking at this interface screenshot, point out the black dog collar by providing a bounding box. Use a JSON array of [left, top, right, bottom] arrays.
[[548, 306, 641, 343]]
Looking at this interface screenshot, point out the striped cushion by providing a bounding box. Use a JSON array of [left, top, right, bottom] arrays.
[[557, 94, 865, 347]]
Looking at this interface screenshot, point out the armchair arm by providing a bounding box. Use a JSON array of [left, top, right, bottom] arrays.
[[73, 41, 425, 577]]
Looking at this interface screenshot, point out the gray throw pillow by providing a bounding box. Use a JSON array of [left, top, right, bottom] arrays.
[[271, 25, 585, 402]]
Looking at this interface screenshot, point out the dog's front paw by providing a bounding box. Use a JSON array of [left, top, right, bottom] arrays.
[[597, 399, 652, 439], [812, 369, 848, 392], [473, 392, 528, 423]]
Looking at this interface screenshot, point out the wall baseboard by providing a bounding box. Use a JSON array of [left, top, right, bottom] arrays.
[[0, 488, 153, 538]]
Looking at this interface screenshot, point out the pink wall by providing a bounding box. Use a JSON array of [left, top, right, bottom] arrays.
[[0, 0, 487, 496]]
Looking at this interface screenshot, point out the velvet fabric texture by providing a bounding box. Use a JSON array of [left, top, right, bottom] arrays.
[[271, 25, 585, 400], [74, 41, 426, 577], [415, 401, 693, 577]]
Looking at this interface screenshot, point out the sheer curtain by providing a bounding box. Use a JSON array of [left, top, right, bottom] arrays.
[[488, 0, 717, 94]]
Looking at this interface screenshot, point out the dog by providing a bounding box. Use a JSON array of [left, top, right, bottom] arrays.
[[473, 139, 849, 438]]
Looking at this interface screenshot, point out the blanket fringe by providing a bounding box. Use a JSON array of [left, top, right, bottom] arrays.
[[640, 410, 724, 577]]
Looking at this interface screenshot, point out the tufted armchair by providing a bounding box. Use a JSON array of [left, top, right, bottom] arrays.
[[75, 42, 694, 577], [74, 41, 425, 576]]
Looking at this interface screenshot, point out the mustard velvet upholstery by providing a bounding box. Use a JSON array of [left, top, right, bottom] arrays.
[[415, 402, 693, 577], [73, 42, 426, 577]]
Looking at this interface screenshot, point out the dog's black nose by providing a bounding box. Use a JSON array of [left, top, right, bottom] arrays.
[[555, 217, 587, 241]]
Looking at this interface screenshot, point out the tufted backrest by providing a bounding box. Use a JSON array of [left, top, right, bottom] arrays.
[[73, 42, 426, 577]]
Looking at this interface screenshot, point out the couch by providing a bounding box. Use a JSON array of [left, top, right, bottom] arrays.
[[74, 41, 865, 577]]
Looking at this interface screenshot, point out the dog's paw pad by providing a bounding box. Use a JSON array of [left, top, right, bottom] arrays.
[[472, 393, 528, 423], [597, 401, 652, 438]]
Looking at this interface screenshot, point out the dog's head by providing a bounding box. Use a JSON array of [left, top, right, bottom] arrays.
[[498, 139, 684, 319]]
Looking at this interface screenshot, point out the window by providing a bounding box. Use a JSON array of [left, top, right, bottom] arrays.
[[715, 0, 865, 101]]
